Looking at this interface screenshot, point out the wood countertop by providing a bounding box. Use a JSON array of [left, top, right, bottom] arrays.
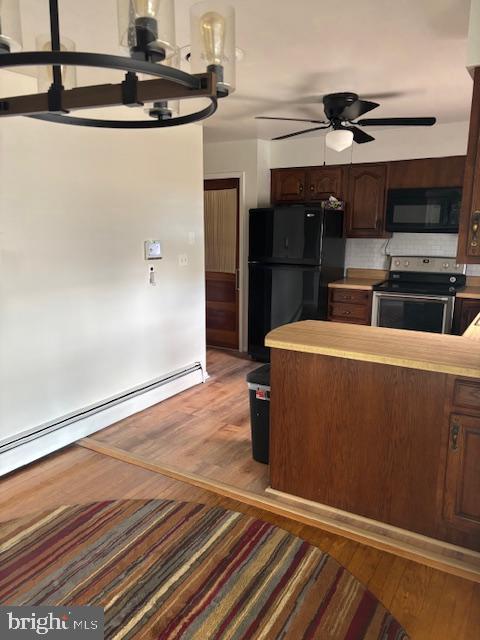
[[266, 320, 480, 378], [328, 278, 383, 290], [457, 286, 480, 299]]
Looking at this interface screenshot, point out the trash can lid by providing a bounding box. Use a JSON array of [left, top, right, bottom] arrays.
[[246, 364, 271, 387]]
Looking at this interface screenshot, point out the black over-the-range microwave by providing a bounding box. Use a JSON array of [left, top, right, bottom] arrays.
[[386, 187, 462, 233]]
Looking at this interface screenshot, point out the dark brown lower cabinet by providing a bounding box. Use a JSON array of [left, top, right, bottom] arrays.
[[453, 298, 480, 335], [269, 348, 480, 550], [444, 413, 480, 532], [328, 288, 372, 325]]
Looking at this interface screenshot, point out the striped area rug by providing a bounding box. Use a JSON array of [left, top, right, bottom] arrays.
[[0, 500, 409, 639]]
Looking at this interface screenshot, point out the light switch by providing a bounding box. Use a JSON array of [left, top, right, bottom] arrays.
[[145, 240, 162, 260]]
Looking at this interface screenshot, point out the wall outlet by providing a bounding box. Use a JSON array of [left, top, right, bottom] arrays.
[[188, 232, 196, 245], [178, 254, 189, 267]]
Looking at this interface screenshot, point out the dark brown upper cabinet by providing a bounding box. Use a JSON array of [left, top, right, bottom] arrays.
[[271, 166, 344, 204], [271, 168, 307, 203], [306, 166, 344, 201], [345, 164, 388, 238], [458, 67, 480, 264], [388, 156, 465, 189]]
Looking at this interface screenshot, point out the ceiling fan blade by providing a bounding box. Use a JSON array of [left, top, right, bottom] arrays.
[[273, 125, 331, 141], [256, 116, 327, 124], [344, 126, 375, 144], [360, 91, 406, 101], [342, 100, 379, 121], [357, 117, 437, 127]]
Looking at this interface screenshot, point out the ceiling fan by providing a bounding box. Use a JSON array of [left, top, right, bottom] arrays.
[[255, 92, 436, 151]]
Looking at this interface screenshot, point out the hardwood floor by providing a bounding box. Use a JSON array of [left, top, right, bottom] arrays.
[[0, 445, 479, 639], [83, 349, 480, 581], [90, 348, 268, 492]]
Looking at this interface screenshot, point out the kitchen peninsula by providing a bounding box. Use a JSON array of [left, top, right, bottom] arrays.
[[265, 319, 480, 553]]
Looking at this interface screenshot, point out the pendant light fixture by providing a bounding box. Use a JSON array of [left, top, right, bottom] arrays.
[[0, 0, 236, 129]]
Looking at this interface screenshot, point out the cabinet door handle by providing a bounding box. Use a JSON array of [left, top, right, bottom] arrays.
[[299, 184, 304, 193], [342, 310, 351, 316], [310, 185, 315, 192], [471, 211, 480, 247], [451, 422, 460, 450]]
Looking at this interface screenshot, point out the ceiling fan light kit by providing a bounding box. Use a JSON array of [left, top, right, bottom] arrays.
[[326, 128, 354, 152], [256, 92, 437, 149], [0, 0, 236, 129]]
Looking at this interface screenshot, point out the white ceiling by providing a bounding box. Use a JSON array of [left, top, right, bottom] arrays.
[[13, 0, 474, 142]]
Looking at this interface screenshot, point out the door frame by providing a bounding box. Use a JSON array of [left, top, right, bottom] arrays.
[[204, 172, 246, 352]]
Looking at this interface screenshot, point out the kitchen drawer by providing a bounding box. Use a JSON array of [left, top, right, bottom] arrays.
[[329, 302, 370, 322], [453, 380, 480, 410], [331, 288, 371, 304]]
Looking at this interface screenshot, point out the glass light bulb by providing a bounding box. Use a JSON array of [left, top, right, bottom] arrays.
[[200, 11, 226, 65], [36, 35, 77, 92], [326, 129, 354, 152], [133, 0, 161, 17], [43, 41, 66, 86]]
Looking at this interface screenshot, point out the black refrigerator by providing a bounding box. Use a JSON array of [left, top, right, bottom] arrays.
[[248, 205, 346, 361]]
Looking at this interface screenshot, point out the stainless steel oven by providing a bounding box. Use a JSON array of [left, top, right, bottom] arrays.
[[371, 256, 466, 335], [371, 291, 455, 334]]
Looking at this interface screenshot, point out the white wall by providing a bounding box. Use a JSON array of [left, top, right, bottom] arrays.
[[468, 0, 480, 71], [0, 74, 206, 444], [204, 139, 270, 351], [270, 121, 470, 168]]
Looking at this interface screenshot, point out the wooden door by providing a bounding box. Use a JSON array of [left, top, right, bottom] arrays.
[[307, 166, 344, 201], [271, 168, 307, 203], [458, 67, 480, 263], [444, 413, 480, 533], [204, 179, 239, 350], [345, 164, 388, 237]]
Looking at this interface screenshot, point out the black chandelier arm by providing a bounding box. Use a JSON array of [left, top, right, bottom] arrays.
[[0, 51, 218, 124], [49, 0, 62, 83], [29, 97, 218, 129], [0, 51, 203, 90]]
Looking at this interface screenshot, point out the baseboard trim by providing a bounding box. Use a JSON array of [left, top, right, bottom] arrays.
[[0, 368, 204, 477], [78, 438, 480, 584]]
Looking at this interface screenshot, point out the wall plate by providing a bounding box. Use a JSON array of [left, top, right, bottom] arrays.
[[145, 240, 162, 260]]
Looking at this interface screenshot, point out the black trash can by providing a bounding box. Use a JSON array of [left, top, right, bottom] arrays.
[[247, 364, 270, 464]]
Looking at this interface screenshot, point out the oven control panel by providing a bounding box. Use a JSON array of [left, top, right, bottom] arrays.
[[389, 256, 466, 274]]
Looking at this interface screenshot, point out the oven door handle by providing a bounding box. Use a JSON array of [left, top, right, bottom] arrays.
[[373, 293, 451, 303]]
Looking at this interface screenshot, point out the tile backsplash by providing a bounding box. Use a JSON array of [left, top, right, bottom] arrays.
[[345, 233, 480, 275]]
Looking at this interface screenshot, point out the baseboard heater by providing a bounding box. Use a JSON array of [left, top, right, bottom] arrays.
[[0, 362, 205, 477]]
